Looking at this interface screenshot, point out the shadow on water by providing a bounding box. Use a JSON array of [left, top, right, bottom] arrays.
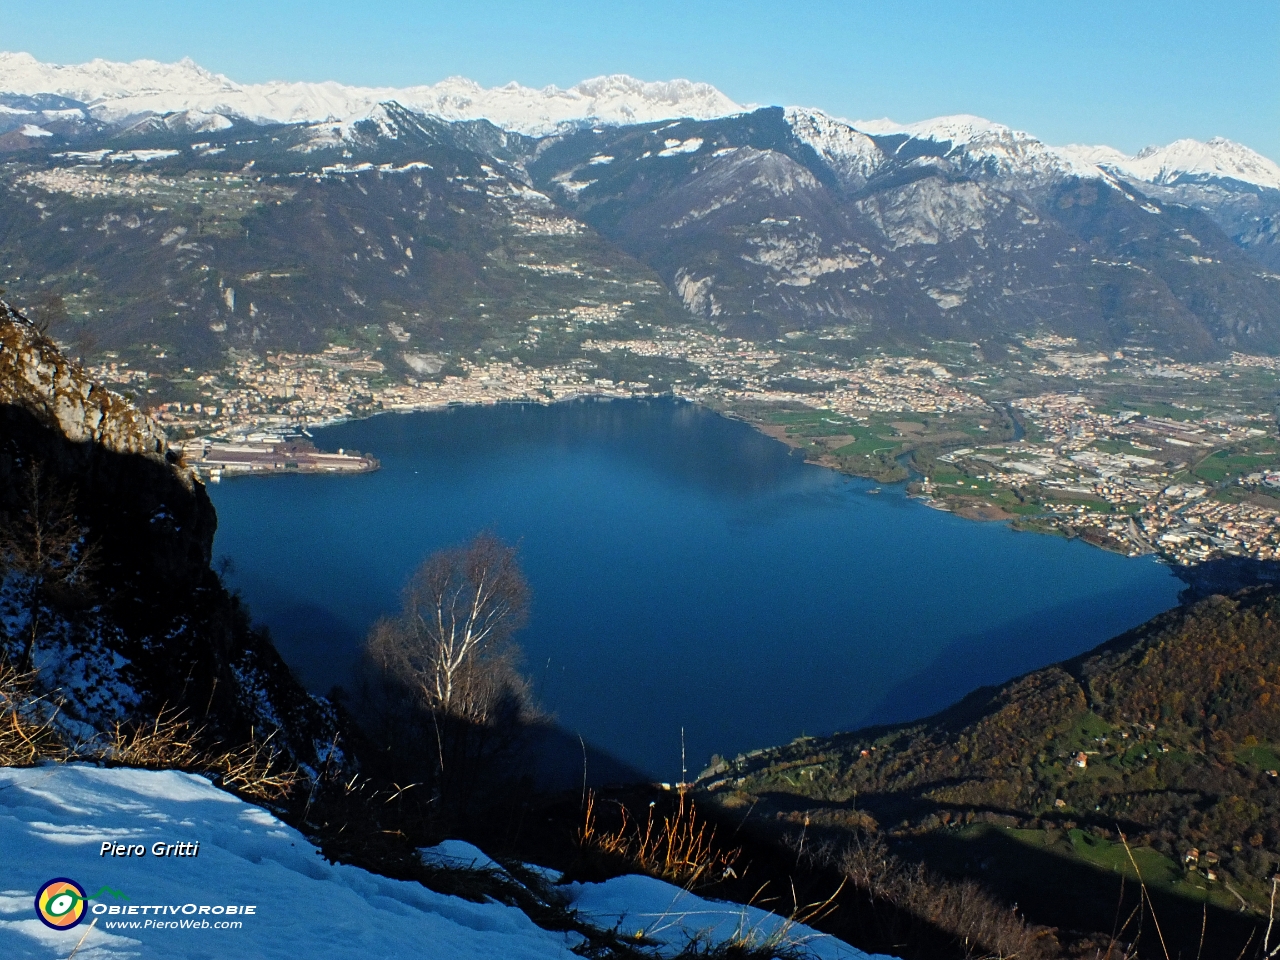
[[246, 596, 363, 692], [863, 583, 1180, 727], [1173, 555, 1280, 602]]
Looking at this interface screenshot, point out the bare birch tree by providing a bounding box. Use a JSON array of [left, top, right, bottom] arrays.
[[358, 534, 532, 814], [364, 533, 530, 725]]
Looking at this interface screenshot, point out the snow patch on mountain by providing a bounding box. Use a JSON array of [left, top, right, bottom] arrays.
[[0, 52, 745, 136], [785, 108, 885, 188], [657, 136, 703, 157]]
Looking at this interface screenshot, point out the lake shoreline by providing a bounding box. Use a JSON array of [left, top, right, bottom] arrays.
[[208, 399, 1183, 779], [199, 392, 1159, 567]]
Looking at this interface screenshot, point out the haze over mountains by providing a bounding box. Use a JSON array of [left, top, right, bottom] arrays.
[[1, 52, 1277, 363]]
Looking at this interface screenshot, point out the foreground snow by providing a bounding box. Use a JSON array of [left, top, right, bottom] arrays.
[[0, 765, 892, 959]]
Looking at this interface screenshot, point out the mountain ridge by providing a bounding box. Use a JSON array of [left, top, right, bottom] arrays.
[[0, 54, 1277, 364], [2, 51, 1276, 180]]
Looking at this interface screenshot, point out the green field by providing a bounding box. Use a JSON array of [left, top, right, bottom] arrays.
[[1194, 449, 1280, 484], [990, 826, 1240, 911], [1236, 744, 1280, 771]]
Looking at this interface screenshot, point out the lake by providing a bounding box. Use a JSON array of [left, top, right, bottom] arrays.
[[208, 398, 1182, 781]]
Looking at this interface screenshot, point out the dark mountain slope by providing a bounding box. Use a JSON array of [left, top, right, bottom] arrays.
[[532, 109, 1280, 358], [703, 586, 1280, 951], [0, 111, 687, 368], [1, 102, 1277, 369], [0, 296, 335, 761], [1107, 173, 1280, 273]]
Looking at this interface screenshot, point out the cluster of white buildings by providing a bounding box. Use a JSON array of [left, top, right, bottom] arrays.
[[935, 392, 1280, 563], [583, 331, 989, 414]]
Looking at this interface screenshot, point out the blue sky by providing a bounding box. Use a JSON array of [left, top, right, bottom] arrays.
[[3, 0, 1276, 158]]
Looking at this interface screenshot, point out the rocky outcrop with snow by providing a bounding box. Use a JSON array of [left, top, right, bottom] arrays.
[[851, 113, 1104, 188], [0, 298, 337, 763], [784, 108, 886, 189]]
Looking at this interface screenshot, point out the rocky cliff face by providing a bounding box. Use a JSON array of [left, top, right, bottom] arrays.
[[0, 296, 336, 765], [0, 298, 170, 457]]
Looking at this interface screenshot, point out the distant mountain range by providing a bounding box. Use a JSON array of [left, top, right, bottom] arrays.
[[1, 52, 1277, 363], [0, 52, 745, 135]]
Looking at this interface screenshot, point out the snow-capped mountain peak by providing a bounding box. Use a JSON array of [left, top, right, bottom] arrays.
[[1128, 137, 1280, 189], [0, 52, 746, 136], [853, 113, 1014, 146], [570, 74, 739, 111], [849, 113, 1102, 186], [0, 50, 237, 102], [1058, 143, 1132, 169], [1059, 137, 1280, 191]]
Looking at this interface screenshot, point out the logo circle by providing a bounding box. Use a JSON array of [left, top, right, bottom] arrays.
[[35, 878, 86, 930]]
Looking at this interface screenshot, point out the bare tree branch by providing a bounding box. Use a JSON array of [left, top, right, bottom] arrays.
[[0, 463, 98, 671]]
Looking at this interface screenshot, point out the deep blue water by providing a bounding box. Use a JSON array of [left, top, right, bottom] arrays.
[[208, 398, 1182, 781]]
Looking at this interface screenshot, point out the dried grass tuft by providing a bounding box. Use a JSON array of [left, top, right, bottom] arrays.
[[104, 708, 204, 767], [214, 733, 301, 801], [94, 708, 300, 800], [0, 660, 67, 765], [580, 789, 741, 889]]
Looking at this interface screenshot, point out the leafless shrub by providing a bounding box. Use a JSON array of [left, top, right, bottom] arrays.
[[364, 532, 530, 724], [30, 292, 69, 337], [814, 830, 1051, 960], [356, 533, 536, 819]]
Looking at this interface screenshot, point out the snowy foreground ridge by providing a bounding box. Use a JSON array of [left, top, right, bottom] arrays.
[[0, 765, 893, 960]]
